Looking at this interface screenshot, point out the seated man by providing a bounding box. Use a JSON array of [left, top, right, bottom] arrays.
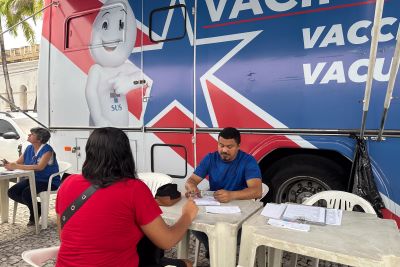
[[185, 127, 262, 257]]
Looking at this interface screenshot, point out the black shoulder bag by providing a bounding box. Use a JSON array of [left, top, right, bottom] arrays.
[[60, 184, 98, 229]]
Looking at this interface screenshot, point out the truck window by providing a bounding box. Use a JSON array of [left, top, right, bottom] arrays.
[[149, 4, 186, 43], [0, 119, 16, 136], [151, 144, 187, 178], [65, 2, 127, 50]]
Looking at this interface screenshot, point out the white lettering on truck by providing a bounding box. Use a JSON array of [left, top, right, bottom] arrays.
[[303, 17, 399, 49], [206, 0, 330, 22], [302, 17, 398, 85], [303, 58, 392, 84]]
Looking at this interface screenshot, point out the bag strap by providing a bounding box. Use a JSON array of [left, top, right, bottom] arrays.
[[60, 184, 98, 229]]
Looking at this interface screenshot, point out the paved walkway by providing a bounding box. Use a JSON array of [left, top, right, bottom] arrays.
[[0, 196, 347, 267], [0, 195, 210, 267]]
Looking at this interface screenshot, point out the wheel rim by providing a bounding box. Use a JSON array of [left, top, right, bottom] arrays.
[[275, 176, 331, 203]]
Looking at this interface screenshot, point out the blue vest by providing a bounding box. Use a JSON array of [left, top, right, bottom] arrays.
[[23, 144, 60, 186]]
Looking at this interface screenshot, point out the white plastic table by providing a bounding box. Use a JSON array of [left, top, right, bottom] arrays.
[[0, 169, 39, 234], [161, 198, 263, 267], [238, 209, 400, 267]]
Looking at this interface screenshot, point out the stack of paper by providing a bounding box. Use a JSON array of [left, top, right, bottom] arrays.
[[282, 204, 326, 225], [206, 206, 241, 214], [261, 203, 343, 227], [261, 203, 287, 219], [194, 196, 220, 206], [268, 218, 310, 232], [325, 208, 343, 225]]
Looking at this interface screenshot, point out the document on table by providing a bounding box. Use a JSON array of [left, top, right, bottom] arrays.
[[206, 206, 241, 214], [0, 170, 26, 175], [194, 196, 220, 206], [261, 203, 287, 219], [268, 218, 310, 232], [282, 204, 326, 225], [262, 203, 342, 226], [200, 190, 215, 197], [325, 208, 343, 225]]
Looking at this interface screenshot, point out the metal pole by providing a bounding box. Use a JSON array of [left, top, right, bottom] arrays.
[[377, 29, 400, 140], [359, 0, 384, 139], [193, 0, 198, 169]]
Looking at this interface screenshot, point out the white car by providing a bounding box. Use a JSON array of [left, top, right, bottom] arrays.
[[0, 112, 39, 163]]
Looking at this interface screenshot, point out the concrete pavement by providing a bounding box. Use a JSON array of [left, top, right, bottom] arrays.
[[0, 196, 346, 267], [0, 195, 210, 267]]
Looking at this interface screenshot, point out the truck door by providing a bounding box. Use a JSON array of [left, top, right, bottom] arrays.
[[141, 1, 194, 181]]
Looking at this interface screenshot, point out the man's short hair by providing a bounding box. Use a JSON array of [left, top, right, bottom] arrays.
[[30, 127, 51, 144], [218, 127, 241, 145]]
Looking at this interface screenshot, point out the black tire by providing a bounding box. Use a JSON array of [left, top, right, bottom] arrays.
[[263, 154, 347, 203]]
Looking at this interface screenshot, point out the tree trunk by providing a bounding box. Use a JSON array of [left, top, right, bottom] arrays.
[[0, 19, 16, 110]]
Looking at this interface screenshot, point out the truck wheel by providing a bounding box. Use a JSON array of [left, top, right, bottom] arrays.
[[265, 155, 347, 204]]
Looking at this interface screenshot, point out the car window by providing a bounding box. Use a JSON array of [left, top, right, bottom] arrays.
[[0, 119, 17, 136]]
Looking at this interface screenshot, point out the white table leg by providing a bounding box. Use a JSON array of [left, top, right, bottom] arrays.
[[27, 172, 39, 234], [268, 247, 283, 267], [0, 180, 9, 223], [238, 225, 253, 267], [211, 223, 237, 267], [176, 231, 189, 259]]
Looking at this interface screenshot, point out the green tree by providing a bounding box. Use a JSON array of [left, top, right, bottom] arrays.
[[0, 0, 43, 110]]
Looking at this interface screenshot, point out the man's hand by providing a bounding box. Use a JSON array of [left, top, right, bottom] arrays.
[[185, 182, 200, 198], [214, 190, 233, 203]]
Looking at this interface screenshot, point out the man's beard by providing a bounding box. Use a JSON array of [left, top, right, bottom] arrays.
[[220, 153, 230, 161]]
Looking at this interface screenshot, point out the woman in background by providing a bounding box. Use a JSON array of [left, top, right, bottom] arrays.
[[55, 127, 197, 267], [6, 127, 60, 226]]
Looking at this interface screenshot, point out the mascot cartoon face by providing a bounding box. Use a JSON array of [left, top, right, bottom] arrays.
[[90, 0, 136, 67]]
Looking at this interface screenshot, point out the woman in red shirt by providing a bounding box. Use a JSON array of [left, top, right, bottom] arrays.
[[55, 127, 198, 267]]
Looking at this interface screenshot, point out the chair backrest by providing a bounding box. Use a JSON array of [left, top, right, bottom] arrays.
[[45, 161, 72, 193], [303, 190, 377, 215], [137, 172, 173, 196], [22, 246, 59, 267], [58, 161, 72, 173], [260, 183, 269, 200]]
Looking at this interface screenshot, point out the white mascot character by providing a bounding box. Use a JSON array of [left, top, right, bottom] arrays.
[[86, 0, 144, 126]]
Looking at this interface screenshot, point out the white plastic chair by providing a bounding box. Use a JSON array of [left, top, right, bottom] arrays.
[[13, 161, 71, 229], [137, 172, 173, 197], [22, 246, 59, 267], [290, 190, 377, 267], [193, 182, 269, 267], [303, 190, 377, 214]]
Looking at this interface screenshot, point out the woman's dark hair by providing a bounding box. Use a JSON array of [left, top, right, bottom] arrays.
[[218, 127, 241, 145], [82, 127, 137, 187], [30, 127, 51, 144]]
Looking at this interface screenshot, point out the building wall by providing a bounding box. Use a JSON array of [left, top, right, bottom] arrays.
[[0, 45, 39, 112]]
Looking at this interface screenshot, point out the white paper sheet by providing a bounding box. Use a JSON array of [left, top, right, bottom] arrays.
[[268, 218, 310, 232], [282, 204, 326, 225], [200, 190, 215, 197], [205, 206, 241, 214], [0, 170, 26, 175], [261, 203, 287, 219], [325, 208, 343, 225], [194, 196, 220, 206]]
